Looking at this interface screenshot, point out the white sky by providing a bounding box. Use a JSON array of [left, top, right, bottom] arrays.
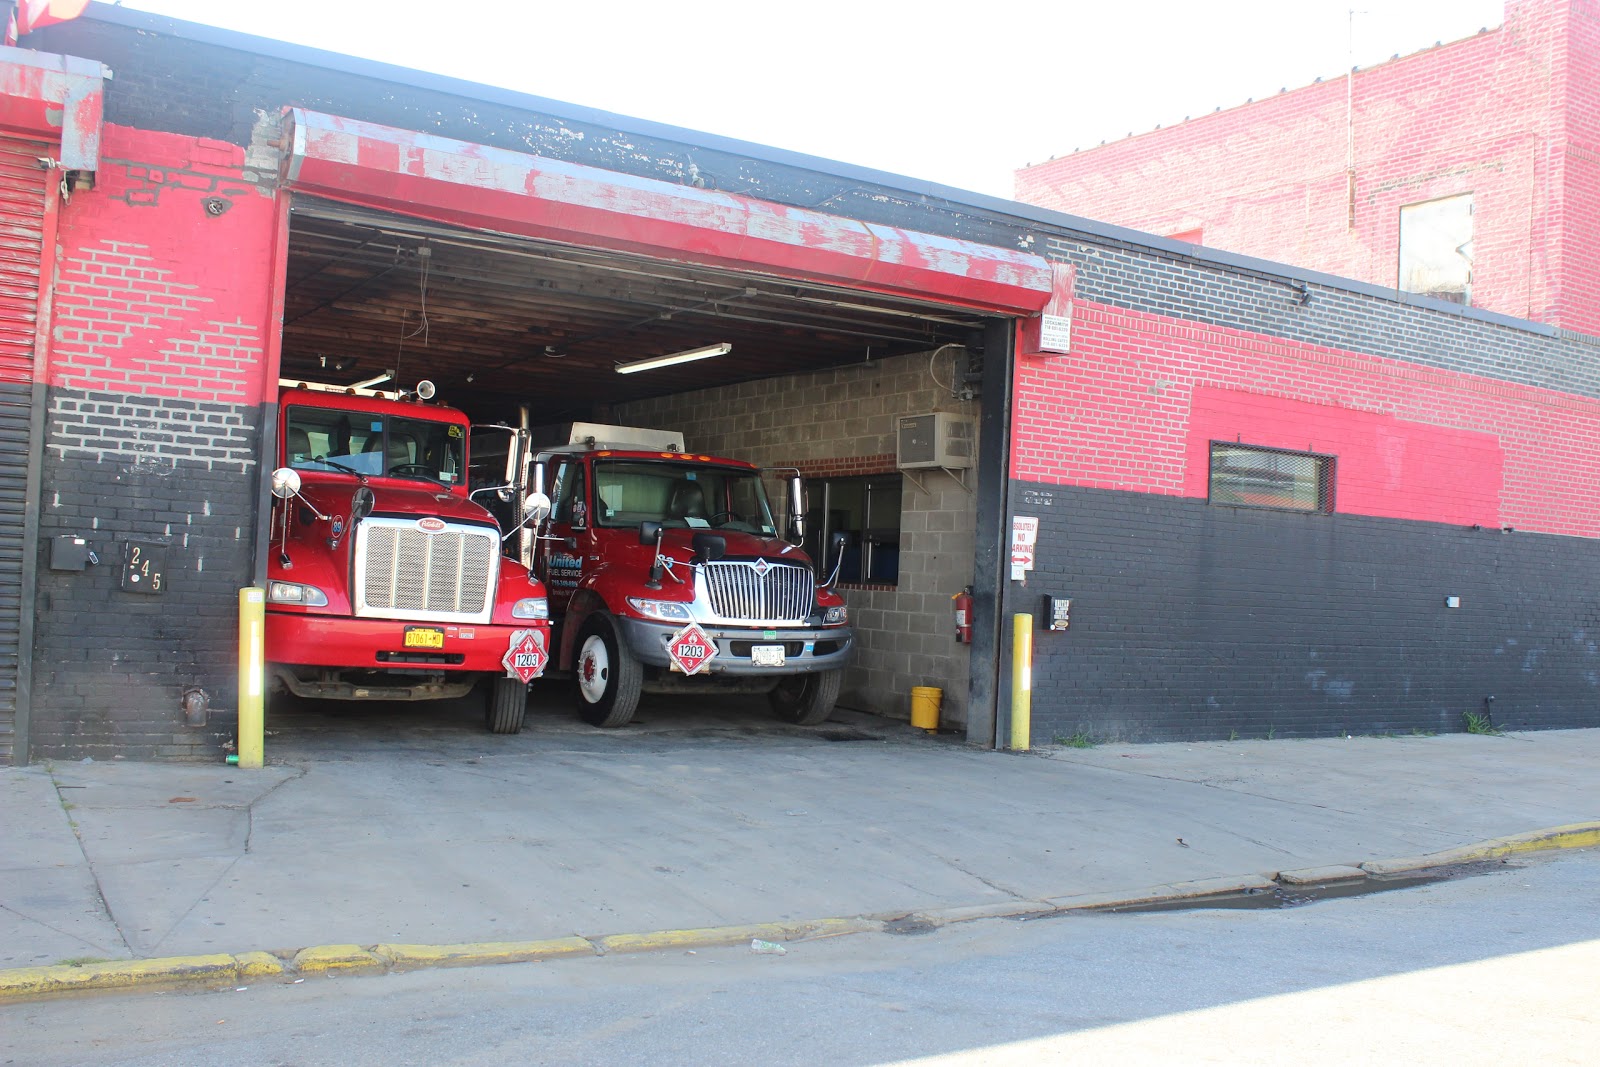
[[112, 0, 1509, 199]]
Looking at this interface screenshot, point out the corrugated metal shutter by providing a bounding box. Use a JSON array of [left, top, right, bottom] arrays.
[[0, 136, 49, 762]]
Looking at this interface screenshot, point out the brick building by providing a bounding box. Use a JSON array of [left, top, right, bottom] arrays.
[[1, 3, 1597, 762], [1014, 0, 1600, 336]]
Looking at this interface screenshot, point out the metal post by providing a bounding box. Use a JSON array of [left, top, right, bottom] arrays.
[[1010, 613, 1032, 752], [236, 588, 266, 768]]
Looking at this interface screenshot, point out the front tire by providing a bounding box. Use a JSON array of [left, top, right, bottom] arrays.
[[769, 669, 841, 726], [486, 675, 528, 734], [574, 616, 642, 728]]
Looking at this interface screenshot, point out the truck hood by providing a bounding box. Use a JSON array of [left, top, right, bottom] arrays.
[[296, 478, 496, 527], [659, 527, 810, 564]]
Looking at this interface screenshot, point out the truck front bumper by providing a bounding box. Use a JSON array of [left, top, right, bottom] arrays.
[[615, 617, 853, 675], [266, 612, 550, 677]]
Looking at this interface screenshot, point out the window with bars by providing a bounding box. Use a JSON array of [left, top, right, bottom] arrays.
[[1209, 443, 1335, 513]]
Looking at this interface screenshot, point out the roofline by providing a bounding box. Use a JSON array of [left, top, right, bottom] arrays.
[[72, 3, 1557, 341]]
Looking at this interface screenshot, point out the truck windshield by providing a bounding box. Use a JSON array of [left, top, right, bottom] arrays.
[[283, 405, 467, 486], [593, 461, 777, 536]]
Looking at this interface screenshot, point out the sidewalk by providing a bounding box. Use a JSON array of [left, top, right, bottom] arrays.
[[4, 708, 1598, 982]]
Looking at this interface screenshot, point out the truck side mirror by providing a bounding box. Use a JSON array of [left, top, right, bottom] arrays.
[[830, 530, 847, 556], [351, 486, 375, 524], [788, 474, 806, 543], [639, 520, 663, 546], [271, 467, 301, 499], [692, 533, 727, 563], [523, 491, 552, 526]]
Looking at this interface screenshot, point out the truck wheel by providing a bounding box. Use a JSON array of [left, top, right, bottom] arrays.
[[769, 669, 841, 726], [575, 616, 642, 728], [486, 676, 528, 734]]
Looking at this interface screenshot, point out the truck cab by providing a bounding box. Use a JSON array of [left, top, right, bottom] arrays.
[[526, 424, 853, 727], [264, 378, 553, 733]]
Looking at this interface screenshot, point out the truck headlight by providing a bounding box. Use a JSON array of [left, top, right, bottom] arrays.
[[267, 581, 328, 606], [823, 605, 848, 625], [511, 597, 549, 620], [627, 597, 693, 622]]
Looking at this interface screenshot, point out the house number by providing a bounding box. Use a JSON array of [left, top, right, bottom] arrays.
[[121, 541, 166, 595]]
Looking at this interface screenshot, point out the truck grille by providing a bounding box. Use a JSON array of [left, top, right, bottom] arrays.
[[701, 561, 812, 623], [356, 518, 497, 623]]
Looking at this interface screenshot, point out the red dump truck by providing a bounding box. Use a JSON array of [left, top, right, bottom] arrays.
[[512, 423, 854, 727], [264, 377, 553, 733]]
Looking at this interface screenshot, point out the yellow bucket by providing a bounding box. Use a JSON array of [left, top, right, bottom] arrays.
[[910, 686, 943, 732]]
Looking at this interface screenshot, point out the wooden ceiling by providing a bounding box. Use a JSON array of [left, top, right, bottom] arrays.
[[280, 200, 985, 425]]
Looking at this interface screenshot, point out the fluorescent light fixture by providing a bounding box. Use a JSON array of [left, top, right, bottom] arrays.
[[614, 343, 732, 375]]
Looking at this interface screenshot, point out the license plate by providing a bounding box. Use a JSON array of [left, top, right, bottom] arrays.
[[404, 627, 445, 649], [751, 644, 785, 667]]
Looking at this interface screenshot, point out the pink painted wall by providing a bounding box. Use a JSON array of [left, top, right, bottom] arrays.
[[46, 125, 279, 403], [1013, 300, 1600, 537]]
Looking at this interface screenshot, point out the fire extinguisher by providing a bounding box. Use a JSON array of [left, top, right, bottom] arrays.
[[952, 586, 973, 644]]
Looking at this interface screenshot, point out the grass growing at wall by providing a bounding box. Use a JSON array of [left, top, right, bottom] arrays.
[[1053, 729, 1096, 748], [1462, 710, 1503, 736]]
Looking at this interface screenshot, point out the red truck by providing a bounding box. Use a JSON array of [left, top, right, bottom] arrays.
[[264, 377, 554, 734], [518, 423, 854, 728]]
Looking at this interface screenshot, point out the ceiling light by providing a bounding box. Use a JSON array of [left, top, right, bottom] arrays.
[[614, 343, 732, 375]]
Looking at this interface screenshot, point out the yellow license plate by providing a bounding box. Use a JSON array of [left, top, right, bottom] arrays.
[[403, 627, 445, 649]]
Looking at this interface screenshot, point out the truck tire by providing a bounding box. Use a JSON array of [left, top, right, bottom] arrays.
[[769, 669, 841, 726], [486, 676, 529, 734], [575, 616, 642, 728]]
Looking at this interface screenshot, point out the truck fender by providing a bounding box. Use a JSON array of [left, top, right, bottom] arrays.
[[559, 588, 610, 670]]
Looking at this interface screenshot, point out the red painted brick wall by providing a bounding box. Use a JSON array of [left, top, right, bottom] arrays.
[[1015, 0, 1600, 336], [1013, 300, 1600, 537], [46, 125, 278, 402]]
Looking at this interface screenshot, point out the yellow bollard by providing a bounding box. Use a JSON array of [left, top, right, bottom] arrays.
[[1010, 613, 1032, 752], [236, 587, 266, 768], [910, 686, 943, 732]]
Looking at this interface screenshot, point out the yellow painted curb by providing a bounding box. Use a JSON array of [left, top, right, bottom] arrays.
[[235, 951, 288, 980], [373, 937, 596, 970], [1361, 820, 1600, 876], [290, 944, 385, 977], [596, 917, 874, 955], [0, 954, 240, 998]]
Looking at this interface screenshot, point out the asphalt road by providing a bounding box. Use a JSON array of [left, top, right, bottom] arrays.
[[9, 849, 1598, 1066]]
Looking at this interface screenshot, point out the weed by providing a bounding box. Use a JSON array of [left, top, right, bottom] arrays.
[[1266, 725, 1277, 740], [1411, 728, 1436, 738], [1053, 729, 1096, 749], [1462, 710, 1503, 736], [1227, 729, 1239, 741], [56, 957, 111, 968]]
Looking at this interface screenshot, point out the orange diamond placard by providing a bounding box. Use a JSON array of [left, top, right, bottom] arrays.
[[666, 622, 717, 676], [502, 628, 548, 683]]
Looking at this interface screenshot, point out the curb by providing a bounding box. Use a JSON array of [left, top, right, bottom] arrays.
[[5, 821, 1595, 1002]]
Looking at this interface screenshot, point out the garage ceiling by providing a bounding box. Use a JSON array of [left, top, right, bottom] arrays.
[[281, 200, 988, 424]]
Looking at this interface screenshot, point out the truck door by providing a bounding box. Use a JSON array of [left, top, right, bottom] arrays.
[[535, 456, 588, 616]]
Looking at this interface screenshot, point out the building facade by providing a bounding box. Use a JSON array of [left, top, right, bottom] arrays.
[[1, 4, 1597, 762], [1014, 0, 1600, 337]]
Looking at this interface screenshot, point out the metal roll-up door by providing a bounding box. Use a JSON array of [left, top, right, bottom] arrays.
[[0, 136, 50, 762]]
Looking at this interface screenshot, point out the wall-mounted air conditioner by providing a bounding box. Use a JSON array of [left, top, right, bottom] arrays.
[[896, 412, 975, 470]]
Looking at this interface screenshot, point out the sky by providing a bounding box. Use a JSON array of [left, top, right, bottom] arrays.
[[112, 0, 1510, 199]]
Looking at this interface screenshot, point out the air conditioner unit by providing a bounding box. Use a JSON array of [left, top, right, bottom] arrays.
[[897, 412, 974, 470]]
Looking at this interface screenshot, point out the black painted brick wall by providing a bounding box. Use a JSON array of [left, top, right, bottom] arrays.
[[31, 391, 260, 760], [1008, 481, 1600, 742]]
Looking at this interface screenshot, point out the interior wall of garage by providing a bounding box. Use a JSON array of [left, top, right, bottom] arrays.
[[28, 124, 277, 760], [612, 350, 977, 728]]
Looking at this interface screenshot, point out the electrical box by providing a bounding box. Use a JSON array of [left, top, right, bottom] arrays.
[[896, 412, 975, 470], [50, 535, 95, 571], [1043, 595, 1070, 631], [121, 540, 166, 595]]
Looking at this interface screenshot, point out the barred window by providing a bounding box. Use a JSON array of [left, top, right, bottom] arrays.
[[1209, 443, 1335, 513]]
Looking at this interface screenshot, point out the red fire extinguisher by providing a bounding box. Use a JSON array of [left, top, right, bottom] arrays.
[[953, 586, 973, 644]]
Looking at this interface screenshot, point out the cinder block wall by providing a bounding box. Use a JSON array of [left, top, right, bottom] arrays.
[[613, 350, 978, 728]]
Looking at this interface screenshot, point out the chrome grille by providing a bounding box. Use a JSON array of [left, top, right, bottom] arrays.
[[356, 518, 497, 622], [700, 561, 812, 623]]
